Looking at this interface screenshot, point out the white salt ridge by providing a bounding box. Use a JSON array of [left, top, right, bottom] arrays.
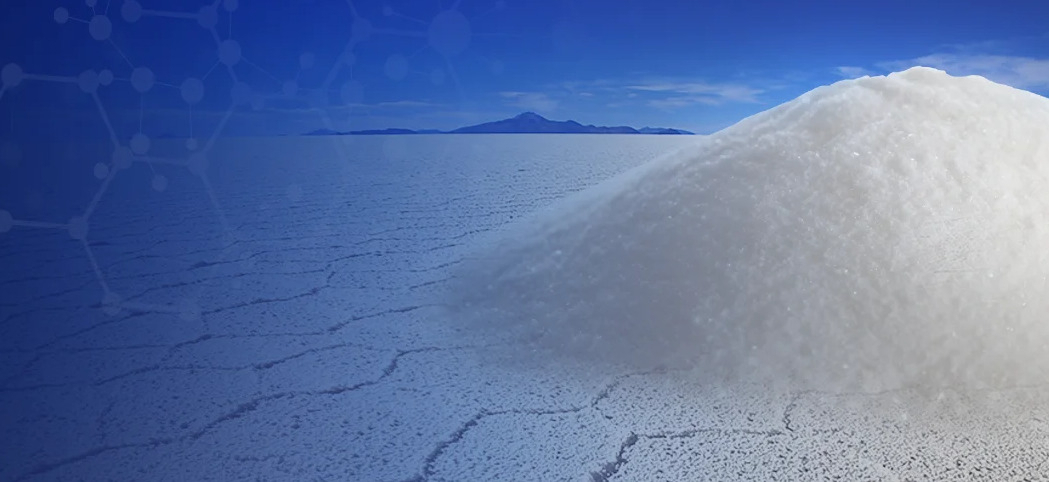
[[451, 67, 1049, 392]]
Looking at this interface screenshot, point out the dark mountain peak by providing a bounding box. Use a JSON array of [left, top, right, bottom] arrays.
[[514, 112, 546, 121], [302, 112, 694, 136]]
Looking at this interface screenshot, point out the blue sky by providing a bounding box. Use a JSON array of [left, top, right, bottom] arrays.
[[2, 0, 1049, 139]]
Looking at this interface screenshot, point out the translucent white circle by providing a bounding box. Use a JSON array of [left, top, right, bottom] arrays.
[[54, 7, 70, 24], [130, 67, 155, 93], [0, 210, 12, 233], [88, 15, 112, 41], [130, 132, 150, 155], [430, 68, 445, 86], [68, 216, 89, 240], [197, 5, 218, 29], [218, 40, 241, 66], [98, 69, 114, 86], [352, 18, 372, 42], [230, 81, 252, 106], [299, 51, 315, 70], [112, 145, 134, 170], [340, 80, 363, 105], [223, 0, 239, 12], [1, 63, 24, 88], [187, 152, 208, 176], [151, 174, 168, 192], [282, 80, 298, 97], [78, 70, 100, 94], [185, 138, 199, 151], [180, 77, 205, 105], [101, 292, 123, 316], [93, 162, 110, 180], [121, 0, 142, 22], [428, 10, 471, 57], [384, 54, 410, 81]]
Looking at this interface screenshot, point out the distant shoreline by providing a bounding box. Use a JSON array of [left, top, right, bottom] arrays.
[[301, 112, 695, 137]]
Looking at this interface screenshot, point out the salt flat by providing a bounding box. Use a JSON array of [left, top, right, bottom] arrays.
[[3, 129, 1049, 481]]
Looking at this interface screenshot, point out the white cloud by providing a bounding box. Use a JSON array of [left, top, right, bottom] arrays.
[[647, 95, 722, 110], [499, 91, 559, 112], [879, 54, 1049, 90], [375, 100, 442, 108], [834, 66, 875, 79], [625, 81, 764, 104]]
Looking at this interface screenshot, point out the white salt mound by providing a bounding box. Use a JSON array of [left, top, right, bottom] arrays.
[[450, 67, 1049, 392]]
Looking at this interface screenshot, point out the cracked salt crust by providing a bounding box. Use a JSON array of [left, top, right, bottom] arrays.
[[6, 118, 1049, 482]]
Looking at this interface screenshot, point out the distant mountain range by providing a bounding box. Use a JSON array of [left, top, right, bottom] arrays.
[[303, 112, 694, 136]]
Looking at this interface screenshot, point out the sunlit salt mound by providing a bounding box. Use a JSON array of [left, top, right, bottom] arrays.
[[449, 67, 1049, 392]]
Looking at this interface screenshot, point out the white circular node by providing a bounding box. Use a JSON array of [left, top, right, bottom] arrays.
[[282, 80, 298, 97], [86, 0, 97, 7], [185, 138, 199, 151], [430, 68, 445, 86], [151, 174, 168, 192], [78, 70, 100, 94], [197, 5, 218, 29], [98, 69, 114, 86], [218, 40, 241, 66], [68, 216, 89, 240], [299, 51, 315, 70], [101, 292, 123, 316], [230, 82, 252, 106], [54, 7, 70, 24], [88, 15, 112, 41], [384, 54, 410, 81], [223, 0, 239, 12], [112, 145, 134, 170], [180, 77, 205, 105], [130, 132, 150, 155], [340, 80, 363, 105], [187, 152, 208, 177], [352, 18, 372, 42], [428, 10, 471, 57], [93, 162, 110, 180], [0, 210, 12, 233], [2, 63, 24, 88], [121, 0, 142, 22], [130, 67, 155, 93]]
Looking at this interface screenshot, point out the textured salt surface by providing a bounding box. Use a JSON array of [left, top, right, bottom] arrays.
[[453, 67, 1049, 392]]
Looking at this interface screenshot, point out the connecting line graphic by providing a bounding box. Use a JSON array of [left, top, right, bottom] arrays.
[[0, 0, 509, 321], [0, 0, 246, 322], [287, 0, 508, 217]]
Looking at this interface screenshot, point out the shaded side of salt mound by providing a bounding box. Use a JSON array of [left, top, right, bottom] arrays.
[[448, 67, 1049, 393]]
